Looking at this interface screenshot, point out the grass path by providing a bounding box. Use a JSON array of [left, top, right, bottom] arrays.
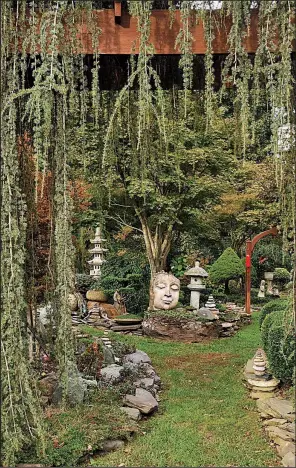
[[89, 313, 279, 467]]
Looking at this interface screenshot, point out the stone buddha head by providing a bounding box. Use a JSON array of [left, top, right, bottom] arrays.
[[152, 272, 180, 310]]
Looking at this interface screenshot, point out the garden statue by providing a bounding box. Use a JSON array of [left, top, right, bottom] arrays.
[[113, 290, 127, 315], [258, 280, 265, 298], [184, 261, 208, 311], [152, 272, 180, 310], [88, 226, 108, 277]]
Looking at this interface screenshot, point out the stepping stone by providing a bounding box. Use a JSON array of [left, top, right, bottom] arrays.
[[250, 390, 275, 400]]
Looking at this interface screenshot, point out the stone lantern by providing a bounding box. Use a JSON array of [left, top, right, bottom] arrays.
[[88, 226, 108, 277], [184, 261, 208, 311]]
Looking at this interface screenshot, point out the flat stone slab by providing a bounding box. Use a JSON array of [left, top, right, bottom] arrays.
[[282, 452, 296, 467], [124, 388, 158, 414], [250, 390, 275, 400], [265, 426, 295, 442], [123, 350, 151, 365], [268, 398, 295, 422], [114, 318, 143, 324], [120, 407, 141, 421], [263, 418, 288, 427], [276, 440, 296, 458], [257, 398, 295, 422], [221, 322, 234, 328], [248, 378, 280, 391], [111, 324, 142, 331]]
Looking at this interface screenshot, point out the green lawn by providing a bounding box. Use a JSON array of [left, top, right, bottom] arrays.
[[83, 313, 279, 467]]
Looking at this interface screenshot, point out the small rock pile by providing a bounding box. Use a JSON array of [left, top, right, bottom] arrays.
[[99, 349, 161, 421], [243, 351, 295, 467]]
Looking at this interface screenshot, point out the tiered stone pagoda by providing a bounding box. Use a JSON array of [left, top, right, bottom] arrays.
[[88, 226, 108, 277]]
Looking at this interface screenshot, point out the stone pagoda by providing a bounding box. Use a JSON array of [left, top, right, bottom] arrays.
[[88, 226, 108, 277], [184, 261, 208, 311]]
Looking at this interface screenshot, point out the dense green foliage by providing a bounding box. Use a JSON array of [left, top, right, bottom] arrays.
[[100, 251, 150, 315], [261, 307, 294, 382], [209, 247, 245, 293], [273, 268, 291, 285], [259, 298, 289, 329]]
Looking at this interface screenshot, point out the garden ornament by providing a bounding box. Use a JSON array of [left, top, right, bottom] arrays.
[[152, 272, 180, 310]]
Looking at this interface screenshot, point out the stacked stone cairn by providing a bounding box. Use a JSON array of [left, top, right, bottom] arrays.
[[243, 349, 295, 467], [204, 295, 219, 317], [253, 349, 267, 377]]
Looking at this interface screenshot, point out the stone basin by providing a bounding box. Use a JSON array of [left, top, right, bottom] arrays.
[[114, 318, 143, 325]]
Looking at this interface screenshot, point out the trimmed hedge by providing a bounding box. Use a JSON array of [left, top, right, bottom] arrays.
[[259, 298, 289, 329], [261, 307, 294, 382]]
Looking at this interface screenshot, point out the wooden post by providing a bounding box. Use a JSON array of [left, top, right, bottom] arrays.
[[245, 226, 278, 314], [114, 0, 122, 21]]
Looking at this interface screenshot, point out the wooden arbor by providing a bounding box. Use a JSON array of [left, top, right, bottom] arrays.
[[245, 227, 279, 315]]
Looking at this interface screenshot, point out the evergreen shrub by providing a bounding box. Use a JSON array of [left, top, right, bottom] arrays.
[[261, 307, 294, 382], [100, 251, 150, 315], [259, 298, 289, 328], [209, 248, 245, 293], [75, 274, 100, 294]]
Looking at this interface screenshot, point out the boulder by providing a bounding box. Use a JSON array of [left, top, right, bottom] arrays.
[[197, 308, 217, 320], [102, 440, 125, 452], [124, 388, 158, 414], [142, 316, 220, 342], [123, 350, 151, 365], [120, 407, 141, 421], [133, 377, 155, 391], [282, 452, 296, 467], [38, 372, 58, 398], [52, 362, 86, 406], [282, 423, 295, 434], [86, 290, 108, 302], [68, 294, 78, 311], [100, 364, 124, 384]]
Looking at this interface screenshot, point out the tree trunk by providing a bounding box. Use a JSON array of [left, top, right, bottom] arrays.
[[135, 209, 173, 309], [225, 279, 230, 295]]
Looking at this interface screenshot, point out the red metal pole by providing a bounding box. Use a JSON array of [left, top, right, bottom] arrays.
[[245, 226, 278, 315], [245, 241, 252, 315]]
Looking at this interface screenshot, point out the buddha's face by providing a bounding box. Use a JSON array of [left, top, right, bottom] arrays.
[[153, 272, 180, 310]]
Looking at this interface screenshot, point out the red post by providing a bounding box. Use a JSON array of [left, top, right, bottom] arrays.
[[245, 227, 278, 315]]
